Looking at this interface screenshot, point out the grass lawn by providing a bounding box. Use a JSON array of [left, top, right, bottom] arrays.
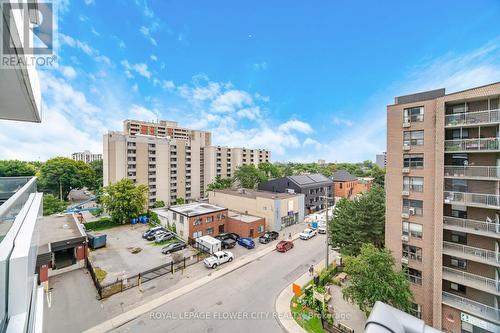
[[290, 295, 325, 333], [84, 218, 123, 231], [94, 267, 107, 283]]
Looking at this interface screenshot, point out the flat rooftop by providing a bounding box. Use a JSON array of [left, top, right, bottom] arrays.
[[39, 214, 86, 247], [165, 202, 226, 217], [213, 188, 299, 200], [228, 210, 262, 223]]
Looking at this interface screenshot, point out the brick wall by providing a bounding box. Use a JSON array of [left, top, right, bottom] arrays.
[[226, 216, 265, 238]]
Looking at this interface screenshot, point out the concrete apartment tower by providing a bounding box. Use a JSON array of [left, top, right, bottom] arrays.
[[386, 82, 500, 333], [104, 120, 271, 207]]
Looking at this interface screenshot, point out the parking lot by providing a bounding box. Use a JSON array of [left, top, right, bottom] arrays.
[[89, 224, 197, 285]]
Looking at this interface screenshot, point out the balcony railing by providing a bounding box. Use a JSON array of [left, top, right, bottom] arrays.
[[444, 191, 500, 208], [443, 216, 500, 237], [445, 138, 500, 152], [444, 165, 500, 180], [442, 291, 500, 323], [443, 241, 500, 266], [445, 109, 500, 127], [443, 267, 499, 295]]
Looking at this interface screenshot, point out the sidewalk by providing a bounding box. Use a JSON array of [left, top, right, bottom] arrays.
[[83, 224, 308, 333]]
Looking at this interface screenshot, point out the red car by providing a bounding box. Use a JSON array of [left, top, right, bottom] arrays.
[[276, 240, 294, 252]]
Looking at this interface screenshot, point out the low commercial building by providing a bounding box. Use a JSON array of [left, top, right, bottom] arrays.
[[36, 214, 87, 290], [154, 203, 228, 241], [331, 170, 374, 199], [258, 174, 333, 213], [208, 189, 305, 231], [227, 211, 265, 238]]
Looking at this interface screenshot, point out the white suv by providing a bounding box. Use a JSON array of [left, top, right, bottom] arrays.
[[203, 251, 234, 269], [299, 228, 317, 240]]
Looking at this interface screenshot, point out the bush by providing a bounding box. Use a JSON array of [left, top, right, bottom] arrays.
[[84, 217, 121, 231], [149, 211, 161, 226], [90, 207, 103, 217]]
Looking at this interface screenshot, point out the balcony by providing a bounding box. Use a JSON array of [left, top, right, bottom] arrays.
[[443, 241, 500, 267], [443, 267, 500, 296], [444, 191, 500, 209], [444, 165, 500, 180], [445, 138, 500, 153], [445, 109, 500, 128], [443, 216, 500, 239], [442, 291, 500, 324]]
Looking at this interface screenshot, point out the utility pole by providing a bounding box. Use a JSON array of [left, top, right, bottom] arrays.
[[320, 194, 331, 268]]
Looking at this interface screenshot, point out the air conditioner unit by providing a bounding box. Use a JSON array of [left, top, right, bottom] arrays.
[[409, 208, 416, 215], [401, 257, 409, 264], [402, 168, 410, 174], [403, 144, 411, 151], [403, 122, 411, 128], [401, 235, 409, 242], [402, 190, 410, 196], [401, 213, 410, 219]]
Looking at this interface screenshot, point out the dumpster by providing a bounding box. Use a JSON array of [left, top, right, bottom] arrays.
[[88, 232, 106, 249]]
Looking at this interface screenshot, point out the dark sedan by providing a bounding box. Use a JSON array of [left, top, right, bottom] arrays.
[[162, 242, 187, 254], [146, 228, 167, 241], [258, 231, 280, 244]]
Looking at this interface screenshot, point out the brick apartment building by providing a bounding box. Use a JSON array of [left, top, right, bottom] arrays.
[[386, 82, 500, 332], [104, 119, 271, 207]]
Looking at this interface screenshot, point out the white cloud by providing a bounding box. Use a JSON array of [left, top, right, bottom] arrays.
[[84, 0, 95, 5], [332, 116, 353, 127], [211, 90, 253, 113], [60, 66, 77, 79], [132, 83, 139, 93], [128, 104, 157, 121], [140, 26, 157, 46], [121, 60, 152, 79], [162, 80, 175, 91], [278, 120, 313, 134], [150, 55, 158, 61], [59, 33, 94, 55], [91, 27, 100, 37], [253, 62, 268, 70]]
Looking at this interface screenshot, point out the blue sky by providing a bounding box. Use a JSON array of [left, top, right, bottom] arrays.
[[1, 0, 500, 162]]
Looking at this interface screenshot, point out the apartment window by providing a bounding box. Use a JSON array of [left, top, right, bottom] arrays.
[[404, 106, 424, 122], [339, 183, 343, 189], [409, 303, 422, 319], [403, 130, 424, 146], [206, 227, 214, 235], [403, 176, 423, 192], [194, 218, 202, 226], [402, 222, 409, 236], [450, 282, 466, 293], [206, 216, 213, 223], [450, 257, 467, 269], [179, 215, 185, 224], [402, 244, 422, 262], [406, 267, 422, 285], [403, 154, 424, 168], [409, 223, 422, 239], [172, 212, 177, 220], [451, 154, 468, 166], [258, 225, 264, 233], [450, 231, 467, 244], [193, 231, 202, 238], [402, 199, 423, 216]]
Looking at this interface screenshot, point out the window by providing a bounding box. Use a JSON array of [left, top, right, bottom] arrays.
[[402, 222, 409, 236], [451, 128, 469, 140], [450, 282, 466, 293], [339, 183, 343, 189], [406, 267, 422, 285], [192, 231, 202, 238], [206, 227, 214, 235], [403, 177, 423, 192], [402, 244, 422, 262], [450, 231, 466, 244], [404, 106, 424, 122], [409, 223, 423, 239], [206, 216, 213, 223], [409, 303, 422, 319], [172, 212, 177, 220], [403, 154, 424, 168], [450, 257, 467, 269], [403, 130, 424, 146], [179, 215, 185, 224], [193, 218, 202, 226], [451, 154, 468, 166], [258, 225, 264, 233], [402, 199, 423, 216]]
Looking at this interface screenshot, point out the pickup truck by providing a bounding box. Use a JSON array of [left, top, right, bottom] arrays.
[[203, 251, 234, 269], [299, 228, 317, 240], [258, 231, 279, 244]]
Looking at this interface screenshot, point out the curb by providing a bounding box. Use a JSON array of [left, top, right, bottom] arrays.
[[83, 231, 304, 333]]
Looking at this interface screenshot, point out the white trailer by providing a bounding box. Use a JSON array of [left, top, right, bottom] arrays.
[[195, 235, 222, 254]]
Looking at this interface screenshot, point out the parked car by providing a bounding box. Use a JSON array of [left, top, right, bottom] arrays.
[[146, 228, 167, 241], [162, 242, 187, 254], [237, 237, 255, 249], [227, 233, 241, 241], [221, 238, 236, 249], [155, 231, 175, 243], [203, 250, 234, 269], [143, 226, 165, 239], [258, 231, 279, 244], [299, 228, 317, 240], [318, 222, 327, 234], [276, 240, 294, 252]]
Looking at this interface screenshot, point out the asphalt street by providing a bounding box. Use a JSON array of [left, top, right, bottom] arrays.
[[113, 233, 331, 333]]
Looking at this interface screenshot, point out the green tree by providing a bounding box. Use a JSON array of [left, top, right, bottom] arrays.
[[153, 200, 166, 208], [149, 211, 161, 226], [38, 157, 96, 199], [342, 244, 413, 315], [370, 165, 385, 187], [258, 162, 282, 179], [329, 185, 385, 256], [175, 197, 185, 205], [43, 194, 67, 216], [89, 159, 103, 190], [100, 179, 148, 224], [0, 160, 37, 177], [234, 164, 268, 189], [206, 176, 234, 192]]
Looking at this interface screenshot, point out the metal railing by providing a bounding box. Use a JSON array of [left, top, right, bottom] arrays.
[[443, 241, 500, 266], [444, 191, 500, 208], [443, 267, 499, 293], [442, 291, 500, 323], [444, 165, 500, 179], [443, 216, 500, 236], [445, 138, 500, 152], [406, 274, 422, 285], [445, 109, 500, 127]]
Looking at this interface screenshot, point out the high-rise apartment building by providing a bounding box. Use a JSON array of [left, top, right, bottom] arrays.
[[71, 150, 103, 164], [386, 82, 500, 333], [104, 120, 271, 207], [376, 152, 387, 169]]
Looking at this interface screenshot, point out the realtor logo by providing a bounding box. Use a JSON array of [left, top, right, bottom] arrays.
[[1, 1, 56, 67]]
